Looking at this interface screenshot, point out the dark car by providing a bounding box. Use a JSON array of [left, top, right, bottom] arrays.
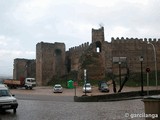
[[98, 81, 109, 92]]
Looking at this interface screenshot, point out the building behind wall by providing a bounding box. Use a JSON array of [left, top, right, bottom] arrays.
[[13, 58, 36, 79]]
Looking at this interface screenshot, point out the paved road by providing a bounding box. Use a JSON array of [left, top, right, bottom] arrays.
[[0, 93, 146, 120], [15, 94, 74, 102], [1, 86, 160, 120]]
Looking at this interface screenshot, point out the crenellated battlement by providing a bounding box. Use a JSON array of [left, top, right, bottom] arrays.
[[68, 42, 90, 53], [111, 37, 160, 43]]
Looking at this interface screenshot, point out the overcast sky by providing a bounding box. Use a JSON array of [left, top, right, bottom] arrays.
[[0, 0, 160, 76]]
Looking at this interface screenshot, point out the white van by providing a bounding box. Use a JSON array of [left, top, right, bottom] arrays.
[[0, 84, 18, 113]]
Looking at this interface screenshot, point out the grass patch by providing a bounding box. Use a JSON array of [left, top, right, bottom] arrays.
[[47, 71, 160, 88]]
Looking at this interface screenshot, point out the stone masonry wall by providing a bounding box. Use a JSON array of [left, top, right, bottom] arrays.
[[111, 37, 160, 75], [67, 42, 90, 72]]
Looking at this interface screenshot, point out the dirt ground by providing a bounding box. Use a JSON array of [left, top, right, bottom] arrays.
[[10, 85, 160, 96]]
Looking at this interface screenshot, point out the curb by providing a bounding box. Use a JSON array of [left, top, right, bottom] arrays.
[[74, 90, 160, 102]]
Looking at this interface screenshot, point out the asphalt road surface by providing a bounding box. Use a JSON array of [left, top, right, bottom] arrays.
[[0, 93, 146, 120], [2, 86, 158, 120]]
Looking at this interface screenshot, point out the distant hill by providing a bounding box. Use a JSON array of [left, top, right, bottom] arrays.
[[0, 75, 12, 83]]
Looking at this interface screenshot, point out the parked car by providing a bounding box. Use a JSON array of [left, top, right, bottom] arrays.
[[53, 84, 63, 93], [83, 83, 92, 93], [0, 84, 8, 88], [98, 81, 109, 92], [0, 84, 18, 113]]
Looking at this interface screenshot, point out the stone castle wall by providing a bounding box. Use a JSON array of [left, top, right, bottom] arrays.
[[67, 42, 90, 72], [111, 37, 160, 75], [24, 27, 160, 85], [13, 27, 160, 85]]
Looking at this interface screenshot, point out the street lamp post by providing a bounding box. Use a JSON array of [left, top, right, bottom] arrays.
[[84, 69, 87, 96], [139, 56, 144, 96], [148, 42, 158, 90], [119, 61, 121, 88]]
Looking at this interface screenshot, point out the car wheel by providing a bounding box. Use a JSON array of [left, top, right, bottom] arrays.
[[0, 110, 5, 113], [13, 108, 16, 114]]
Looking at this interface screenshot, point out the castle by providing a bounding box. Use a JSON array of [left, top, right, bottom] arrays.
[[13, 27, 160, 86]]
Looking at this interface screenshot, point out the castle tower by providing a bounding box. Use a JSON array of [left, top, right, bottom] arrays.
[[13, 58, 36, 79], [92, 27, 105, 52], [36, 42, 65, 86], [77, 27, 106, 81], [92, 26, 104, 43]]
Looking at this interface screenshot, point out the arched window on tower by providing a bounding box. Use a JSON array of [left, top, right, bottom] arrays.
[[96, 47, 100, 52], [96, 41, 102, 53], [54, 49, 62, 56]]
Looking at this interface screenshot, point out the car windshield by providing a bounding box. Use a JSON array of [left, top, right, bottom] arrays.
[[31, 79, 36, 82], [84, 84, 91, 87], [101, 83, 107, 87], [27, 79, 36, 82], [55, 85, 61, 88], [0, 90, 11, 97]]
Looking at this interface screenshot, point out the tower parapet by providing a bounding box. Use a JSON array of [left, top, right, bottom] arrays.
[[92, 27, 104, 43]]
